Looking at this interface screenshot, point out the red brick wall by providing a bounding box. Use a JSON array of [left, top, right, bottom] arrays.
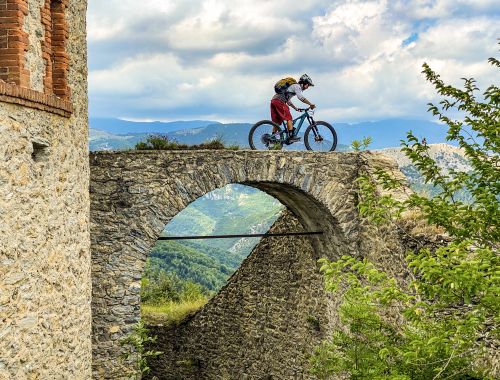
[[49, 0, 69, 100], [0, 0, 30, 87], [40, 0, 53, 92], [0, 0, 71, 114]]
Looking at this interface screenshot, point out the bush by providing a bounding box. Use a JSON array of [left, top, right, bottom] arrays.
[[120, 321, 162, 378], [141, 259, 209, 306], [135, 135, 239, 150]]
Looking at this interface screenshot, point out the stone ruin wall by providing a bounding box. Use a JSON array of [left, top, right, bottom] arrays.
[[89, 150, 364, 378], [146, 210, 333, 379], [144, 155, 442, 379], [0, 0, 90, 378]]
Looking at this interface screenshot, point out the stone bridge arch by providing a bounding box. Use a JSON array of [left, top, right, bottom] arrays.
[[90, 150, 403, 378]]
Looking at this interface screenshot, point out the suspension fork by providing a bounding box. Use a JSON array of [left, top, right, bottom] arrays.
[[307, 115, 319, 138]]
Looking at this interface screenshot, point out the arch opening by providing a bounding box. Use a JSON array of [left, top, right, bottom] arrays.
[[244, 180, 351, 261], [140, 183, 285, 326]]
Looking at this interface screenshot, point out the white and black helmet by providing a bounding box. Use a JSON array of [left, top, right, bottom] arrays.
[[299, 74, 314, 86]]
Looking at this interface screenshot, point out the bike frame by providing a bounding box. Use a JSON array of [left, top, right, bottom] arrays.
[[281, 110, 315, 137]]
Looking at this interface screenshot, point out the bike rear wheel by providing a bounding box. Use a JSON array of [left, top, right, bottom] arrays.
[[304, 121, 337, 152], [249, 120, 282, 150]]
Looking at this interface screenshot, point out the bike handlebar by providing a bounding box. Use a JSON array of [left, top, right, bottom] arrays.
[[297, 107, 315, 115]]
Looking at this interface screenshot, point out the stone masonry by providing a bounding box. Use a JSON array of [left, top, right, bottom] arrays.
[[0, 0, 90, 378], [90, 150, 409, 378]]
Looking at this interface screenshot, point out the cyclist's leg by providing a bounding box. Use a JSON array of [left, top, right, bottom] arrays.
[[271, 99, 293, 135]]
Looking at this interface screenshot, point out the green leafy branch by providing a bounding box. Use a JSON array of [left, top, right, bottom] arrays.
[[312, 52, 499, 379], [120, 321, 163, 379], [351, 136, 373, 152]]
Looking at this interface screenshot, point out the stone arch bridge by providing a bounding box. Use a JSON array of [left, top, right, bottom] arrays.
[[90, 150, 406, 379]]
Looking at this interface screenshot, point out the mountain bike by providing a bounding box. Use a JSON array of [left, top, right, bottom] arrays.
[[248, 108, 337, 151]]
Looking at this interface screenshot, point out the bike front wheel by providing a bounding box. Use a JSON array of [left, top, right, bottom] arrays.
[[304, 121, 338, 152], [249, 120, 282, 150]]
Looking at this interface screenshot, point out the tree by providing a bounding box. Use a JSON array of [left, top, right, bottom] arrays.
[[311, 56, 499, 379]]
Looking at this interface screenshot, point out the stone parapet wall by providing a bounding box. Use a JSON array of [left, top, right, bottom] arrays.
[[0, 0, 90, 378], [147, 210, 330, 379]]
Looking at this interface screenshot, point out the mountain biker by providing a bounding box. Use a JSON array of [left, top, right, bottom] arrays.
[[270, 74, 316, 142]]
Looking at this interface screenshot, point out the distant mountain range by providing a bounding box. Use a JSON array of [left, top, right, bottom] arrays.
[[89, 118, 453, 151], [90, 118, 219, 134]]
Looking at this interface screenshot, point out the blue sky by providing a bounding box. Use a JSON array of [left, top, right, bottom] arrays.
[[87, 0, 500, 123]]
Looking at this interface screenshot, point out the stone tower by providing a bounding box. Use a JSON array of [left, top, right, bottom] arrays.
[[0, 0, 91, 378]]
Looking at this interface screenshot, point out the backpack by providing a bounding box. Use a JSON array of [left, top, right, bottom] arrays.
[[274, 77, 297, 94]]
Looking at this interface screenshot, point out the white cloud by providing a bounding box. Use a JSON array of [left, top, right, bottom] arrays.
[[87, 0, 500, 122], [312, 0, 407, 63], [413, 18, 499, 63]]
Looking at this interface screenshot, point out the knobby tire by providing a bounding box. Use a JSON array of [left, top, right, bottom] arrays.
[[249, 120, 281, 150]]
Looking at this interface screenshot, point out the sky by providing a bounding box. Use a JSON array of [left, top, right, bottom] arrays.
[[87, 0, 500, 123]]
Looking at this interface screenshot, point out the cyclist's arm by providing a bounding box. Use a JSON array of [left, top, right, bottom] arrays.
[[295, 97, 316, 110], [287, 100, 299, 111], [301, 98, 316, 109]]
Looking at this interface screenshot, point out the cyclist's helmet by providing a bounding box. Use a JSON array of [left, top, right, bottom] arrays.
[[299, 74, 314, 86]]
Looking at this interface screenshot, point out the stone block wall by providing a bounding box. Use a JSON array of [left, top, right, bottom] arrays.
[[89, 150, 363, 378], [147, 210, 332, 379], [0, 0, 90, 378]]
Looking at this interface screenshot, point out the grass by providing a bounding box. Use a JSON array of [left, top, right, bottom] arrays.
[[141, 298, 208, 325]]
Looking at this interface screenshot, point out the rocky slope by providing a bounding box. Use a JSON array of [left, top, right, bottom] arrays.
[[378, 143, 471, 176], [377, 143, 472, 200]]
